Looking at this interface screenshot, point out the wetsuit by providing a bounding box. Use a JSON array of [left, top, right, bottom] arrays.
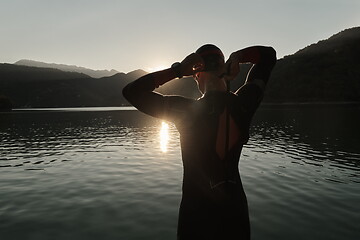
[[123, 46, 276, 240]]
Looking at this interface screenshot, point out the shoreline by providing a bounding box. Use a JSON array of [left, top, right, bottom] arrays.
[[260, 101, 360, 107], [1, 102, 359, 112]]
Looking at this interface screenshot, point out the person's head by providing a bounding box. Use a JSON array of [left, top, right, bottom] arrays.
[[195, 44, 224, 72], [194, 44, 226, 93]]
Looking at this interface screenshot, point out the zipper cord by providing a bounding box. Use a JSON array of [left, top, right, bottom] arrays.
[[224, 79, 231, 181]]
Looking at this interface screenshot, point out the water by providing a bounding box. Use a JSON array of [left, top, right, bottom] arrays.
[[0, 106, 359, 240]]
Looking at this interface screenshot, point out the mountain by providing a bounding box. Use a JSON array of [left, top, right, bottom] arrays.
[[0, 64, 146, 108], [15, 59, 119, 78], [0, 63, 90, 80], [264, 26, 360, 102], [1, 27, 359, 109], [126, 69, 149, 80]]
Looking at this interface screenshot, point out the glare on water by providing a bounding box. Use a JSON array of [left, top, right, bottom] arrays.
[[160, 121, 169, 152]]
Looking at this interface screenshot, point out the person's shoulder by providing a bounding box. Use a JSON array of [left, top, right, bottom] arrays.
[[167, 95, 195, 103], [165, 95, 197, 113]]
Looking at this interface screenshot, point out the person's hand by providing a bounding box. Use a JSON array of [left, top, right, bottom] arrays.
[[223, 52, 241, 82], [180, 53, 205, 77]]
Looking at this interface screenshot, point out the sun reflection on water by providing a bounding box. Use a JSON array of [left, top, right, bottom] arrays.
[[160, 121, 169, 153]]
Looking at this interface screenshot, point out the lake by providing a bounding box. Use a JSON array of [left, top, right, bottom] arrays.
[[0, 105, 359, 240]]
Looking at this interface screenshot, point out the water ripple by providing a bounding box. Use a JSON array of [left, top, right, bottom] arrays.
[[0, 107, 359, 240]]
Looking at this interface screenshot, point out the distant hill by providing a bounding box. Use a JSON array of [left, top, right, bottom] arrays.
[[0, 64, 146, 108], [264, 26, 360, 102], [125, 69, 149, 80], [15, 59, 119, 78], [1, 27, 359, 108], [0, 63, 90, 80]]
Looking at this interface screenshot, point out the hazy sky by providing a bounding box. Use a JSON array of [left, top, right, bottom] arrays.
[[1, 0, 359, 73]]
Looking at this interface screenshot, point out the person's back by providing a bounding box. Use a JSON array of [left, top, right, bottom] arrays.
[[175, 91, 253, 239], [123, 44, 276, 239]]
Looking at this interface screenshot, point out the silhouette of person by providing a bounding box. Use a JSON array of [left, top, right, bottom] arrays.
[[123, 44, 276, 240]]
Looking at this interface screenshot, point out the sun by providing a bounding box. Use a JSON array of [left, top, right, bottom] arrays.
[[146, 65, 168, 72]]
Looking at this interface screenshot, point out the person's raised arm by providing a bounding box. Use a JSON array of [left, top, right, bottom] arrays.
[[122, 53, 204, 119], [223, 46, 276, 113], [224, 46, 277, 92]]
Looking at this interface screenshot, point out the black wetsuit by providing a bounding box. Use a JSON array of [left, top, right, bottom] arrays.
[[123, 46, 276, 240]]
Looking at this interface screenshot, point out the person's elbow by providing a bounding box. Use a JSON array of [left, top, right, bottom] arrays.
[[255, 46, 276, 69], [122, 84, 129, 100], [264, 46, 277, 66], [122, 83, 135, 103]]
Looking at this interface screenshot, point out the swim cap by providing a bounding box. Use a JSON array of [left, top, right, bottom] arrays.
[[195, 44, 225, 72]]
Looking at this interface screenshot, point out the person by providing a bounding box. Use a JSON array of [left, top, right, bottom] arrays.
[[123, 44, 276, 240]]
